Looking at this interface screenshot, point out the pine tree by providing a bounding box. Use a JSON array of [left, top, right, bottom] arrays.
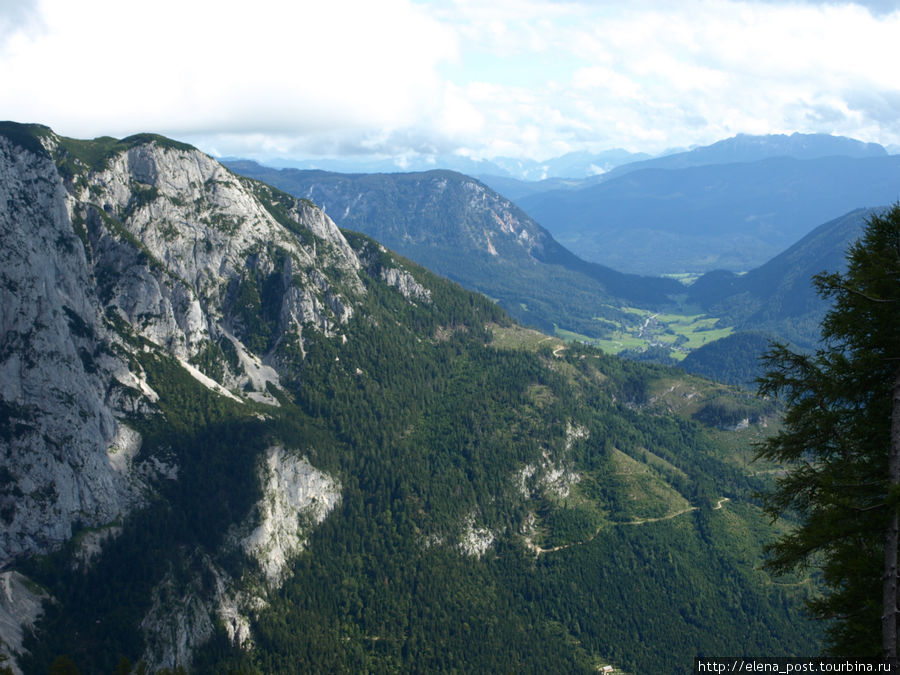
[[757, 203, 900, 660]]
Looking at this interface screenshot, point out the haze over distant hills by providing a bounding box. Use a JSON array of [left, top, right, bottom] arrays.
[[227, 138, 894, 367], [687, 207, 873, 345], [678, 208, 874, 385], [599, 132, 889, 179], [231, 147, 652, 182], [517, 153, 900, 274]]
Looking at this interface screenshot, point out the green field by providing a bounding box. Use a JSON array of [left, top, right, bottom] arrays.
[[556, 306, 733, 360]]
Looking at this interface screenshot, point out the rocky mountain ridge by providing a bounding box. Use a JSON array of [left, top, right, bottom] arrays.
[[0, 125, 363, 568], [0, 124, 819, 674], [0, 123, 417, 670]]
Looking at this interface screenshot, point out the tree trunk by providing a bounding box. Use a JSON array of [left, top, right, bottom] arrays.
[[884, 368, 900, 661]]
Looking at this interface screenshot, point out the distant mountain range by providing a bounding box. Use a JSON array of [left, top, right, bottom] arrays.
[[599, 132, 888, 179], [226, 159, 888, 358], [678, 208, 874, 384], [226, 147, 651, 182], [687, 207, 873, 346], [516, 154, 900, 274], [227, 133, 896, 386]]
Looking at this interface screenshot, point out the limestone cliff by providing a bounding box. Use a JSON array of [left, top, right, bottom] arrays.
[[0, 123, 379, 668]]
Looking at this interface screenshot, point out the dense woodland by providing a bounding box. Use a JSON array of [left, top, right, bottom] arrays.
[[19, 231, 818, 673]]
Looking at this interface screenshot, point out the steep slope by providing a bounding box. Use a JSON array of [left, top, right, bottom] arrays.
[[518, 155, 900, 274], [0, 124, 818, 674], [1, 123, 360, 565], [223, 162, 682, 338], [688, 207, 873, 350]]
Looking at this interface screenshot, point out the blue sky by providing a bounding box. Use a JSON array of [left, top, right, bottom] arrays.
[[2, 0, 900, 162]]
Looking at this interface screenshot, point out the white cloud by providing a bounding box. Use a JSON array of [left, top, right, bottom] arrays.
[[2, 0, 900, 159], [1, 0, 455, 138]]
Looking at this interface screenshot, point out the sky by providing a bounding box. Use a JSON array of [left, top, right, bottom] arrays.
[[2, 0, 900, 162]]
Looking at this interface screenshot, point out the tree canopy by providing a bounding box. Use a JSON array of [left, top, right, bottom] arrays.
[[757, 203, 900, 659]]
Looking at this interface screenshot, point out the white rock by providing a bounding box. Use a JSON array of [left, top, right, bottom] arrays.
[[241, 446, 341, 583], [0, 571, 47, 673]]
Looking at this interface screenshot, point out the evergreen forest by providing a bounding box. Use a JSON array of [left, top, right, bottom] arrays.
[[20, 233, 819, 674]]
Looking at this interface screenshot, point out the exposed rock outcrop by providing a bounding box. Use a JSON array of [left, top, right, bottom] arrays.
[[241, 446, 341, 583], [0, 135, 142, 566], [0, 129, 361, 570], [0, 571, 47, 673], [0, 124, 417, 672], [139, 446, 341, 671]]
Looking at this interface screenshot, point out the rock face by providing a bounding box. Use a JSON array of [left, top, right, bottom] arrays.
[[0, 571, 47, 672], [0, 128, 360, 567], [241, 446, 341, 583], [0, 124, 399, 668], [0, 135, 140, 565], [138, 446, 340, 671], [238, 169, 550, 263]]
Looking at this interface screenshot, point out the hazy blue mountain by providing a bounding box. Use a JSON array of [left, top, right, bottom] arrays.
[[517, 155, 900, 274], [481, 133, 889, 204], [602, 132, 889, 180], [253, 153, 510, 178], [673, 208, 874, 386], [476, 174, 588, 200], [488, 148, 652, 180], [221, 147, 651, 182], [1, 123, 818, 673], [224, 160, 683, 338]]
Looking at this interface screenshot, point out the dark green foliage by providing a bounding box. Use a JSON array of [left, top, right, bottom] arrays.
[[20, 349, 273, 674], [226, 245, 291, 354], [539, 504, 602, 547], [757, 204, 900, 657], [692, 394, 776, 430], [0, 121, 52, 158], [681, 331, 774, 386], [120, 133, 196, 153], [24, 238, 817, 672], [17, 140, 819, 672]]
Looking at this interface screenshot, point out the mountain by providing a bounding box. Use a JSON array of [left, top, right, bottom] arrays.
[[475, 174, 586, 201], [517, 155, 900, 274], [0, 123, 818, 673], [232, 148, 650, 182], [223, 161, 683, 339], [688, 207, 874, 349], [679, 332, 778, 388], [247, 153, 510, 179], [478, 133, 889, 204], [602, 132, 888, 179], [674, 208, 874, 386], [486, 148, 652, 180]]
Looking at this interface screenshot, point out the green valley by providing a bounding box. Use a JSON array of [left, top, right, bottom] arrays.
[[555, 306, 734, 361]]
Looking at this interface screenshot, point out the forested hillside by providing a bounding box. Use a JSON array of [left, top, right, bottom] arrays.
[[688, 208, 873, 350], [0, 124, 818, 674]]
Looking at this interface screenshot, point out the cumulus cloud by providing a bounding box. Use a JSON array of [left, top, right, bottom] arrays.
[[427, 0, 900, 155], [1, 0, 455, 138], [2, 0, 900, 159]]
